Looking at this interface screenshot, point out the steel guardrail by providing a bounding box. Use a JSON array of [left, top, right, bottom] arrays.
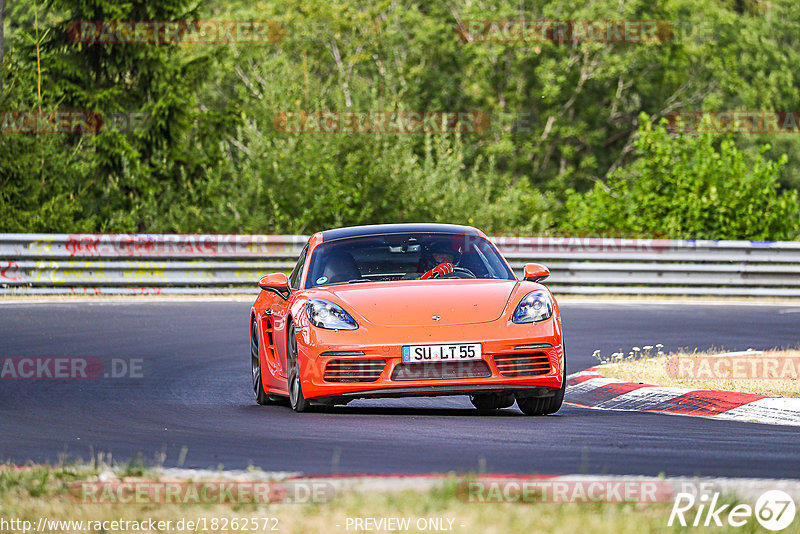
[[1, 234, 800, 296]]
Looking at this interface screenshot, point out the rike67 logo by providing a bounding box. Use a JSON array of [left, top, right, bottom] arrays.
[[669, 489, 796, 531]]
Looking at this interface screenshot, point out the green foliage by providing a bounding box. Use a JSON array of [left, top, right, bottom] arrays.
[[564, 114, 800, 240], [1, 0, 800, 240], [208, 114, 553, 234], [1, 0, 236, 232], [0, 21, 96, 232]]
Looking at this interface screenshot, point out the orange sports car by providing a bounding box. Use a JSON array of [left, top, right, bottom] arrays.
[[249, 223, 564, 415]]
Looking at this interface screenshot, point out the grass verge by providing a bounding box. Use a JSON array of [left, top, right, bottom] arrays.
[[598, 349, 800, 398], [4, 465, 792, 534]]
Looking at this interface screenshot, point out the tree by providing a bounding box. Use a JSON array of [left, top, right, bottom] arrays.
[[0, 0, 5, 93]]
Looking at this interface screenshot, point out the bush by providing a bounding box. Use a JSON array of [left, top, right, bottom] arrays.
[[563, 114, 800, 240]]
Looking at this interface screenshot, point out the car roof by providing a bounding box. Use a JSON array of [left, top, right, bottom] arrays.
[[320, 223, 482, 242]]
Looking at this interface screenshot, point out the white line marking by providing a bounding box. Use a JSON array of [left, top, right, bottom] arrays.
[[589, 385, 692, 410]]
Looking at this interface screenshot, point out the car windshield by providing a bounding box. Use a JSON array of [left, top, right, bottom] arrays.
[[305, 232, 515, 288]]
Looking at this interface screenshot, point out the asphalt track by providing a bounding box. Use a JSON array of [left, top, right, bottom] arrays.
[[1, 299, 799, 478]]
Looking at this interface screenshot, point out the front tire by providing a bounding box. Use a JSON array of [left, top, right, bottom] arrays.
[[470, 393, 515, 412], [251, 319, 272, 405], [517, 349, 566, 416], [287, 323, 312, 412]]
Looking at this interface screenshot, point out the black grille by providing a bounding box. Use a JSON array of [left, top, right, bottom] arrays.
[[324, 358, 385, 383], [391, 360, 491, 381], [493, 353, 550, 377], [263, 318, 275, 359]]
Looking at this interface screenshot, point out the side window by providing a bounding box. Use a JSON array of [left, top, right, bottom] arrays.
[[288, 245, 309, 290]]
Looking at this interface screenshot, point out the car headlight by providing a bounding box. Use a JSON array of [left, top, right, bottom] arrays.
[[512, 291, 554, 324], [306, 299, 359, 330]]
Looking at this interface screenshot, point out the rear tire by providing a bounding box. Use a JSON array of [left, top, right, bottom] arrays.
[[287, 323, 312, 413], [517, 349, 566, 416]]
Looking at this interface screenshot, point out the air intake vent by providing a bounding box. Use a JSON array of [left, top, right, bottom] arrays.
[[493, 353, 550, 377], [391, 361, 491, 381], [324, 358, 386, 383]]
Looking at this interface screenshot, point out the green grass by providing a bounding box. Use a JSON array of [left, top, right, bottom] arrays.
[[2, 465, 798, 533]]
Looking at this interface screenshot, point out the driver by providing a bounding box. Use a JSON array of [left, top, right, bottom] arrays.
[[419, 245, 460, 279]]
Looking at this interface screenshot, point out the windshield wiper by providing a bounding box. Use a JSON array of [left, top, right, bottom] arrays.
[[325, 278, 374, 286]]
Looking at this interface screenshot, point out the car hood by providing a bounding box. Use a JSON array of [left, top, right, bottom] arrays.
[[316, 279, 518, 326]]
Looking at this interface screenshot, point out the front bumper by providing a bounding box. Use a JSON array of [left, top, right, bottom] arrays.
[[295, 318, 563, 400]]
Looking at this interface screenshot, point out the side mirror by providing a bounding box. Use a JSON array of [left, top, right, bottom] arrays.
[[258, 273, 291, 300], [522, 263, 550, 283]]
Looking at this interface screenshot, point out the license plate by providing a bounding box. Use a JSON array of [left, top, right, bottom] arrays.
[[402, 343, 482, 363]]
